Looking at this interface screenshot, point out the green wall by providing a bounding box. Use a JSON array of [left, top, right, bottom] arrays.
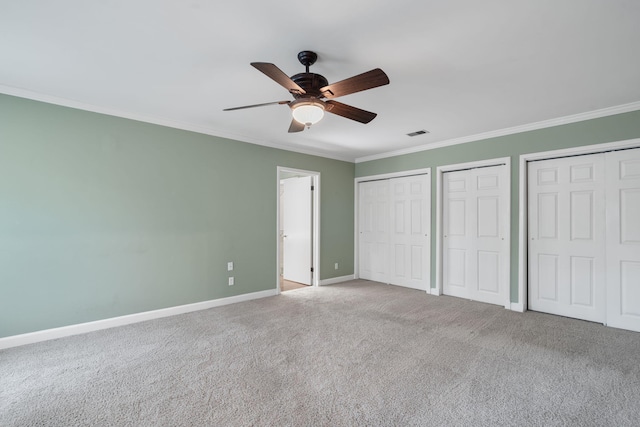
[[356, 110, 640, 302], [0, 94, 355, 337], [3, 92, 638, 338]]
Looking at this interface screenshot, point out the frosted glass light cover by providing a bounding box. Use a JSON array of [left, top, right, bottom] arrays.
[[292, 103, 325, 126]]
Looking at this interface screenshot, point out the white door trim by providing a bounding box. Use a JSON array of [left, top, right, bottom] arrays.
[[436, 157, 511, 306], [517, 138, 640, 313], [354, 168, 431, 289], [277, 167, 321, 293]]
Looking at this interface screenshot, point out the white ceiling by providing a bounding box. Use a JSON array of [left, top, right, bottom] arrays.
[[2, 0, 640, 162]]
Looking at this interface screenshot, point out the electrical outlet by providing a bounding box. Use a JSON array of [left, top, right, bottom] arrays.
[[334, 263, 339, 270], [227, 262, 234, 271], [228, 277, 234, 286]]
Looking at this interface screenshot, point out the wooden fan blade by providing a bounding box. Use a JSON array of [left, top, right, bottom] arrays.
[[223, 101, 290, 111], [251, 62, 306, 95], [320, 68, 389, 99], [325, 100, 377, 124], [288, 119, 305, 133]]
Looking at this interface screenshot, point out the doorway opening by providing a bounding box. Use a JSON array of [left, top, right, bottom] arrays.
[[277, 167, 320, 293]]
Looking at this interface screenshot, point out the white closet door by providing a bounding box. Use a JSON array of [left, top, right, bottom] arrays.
[[359, 180, 389, 282], [443, 170, 472, 297], [443, 165, 509, 306], [606, 149, 640, 332], [388, 175, 430, 290], [528, 154, 606, 323]]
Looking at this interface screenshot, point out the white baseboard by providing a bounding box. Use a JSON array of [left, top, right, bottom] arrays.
[[510, 302, 525, 312], [427, 287, 442, 296], [0, 288, 278, 350], [319, 274, 355, 286]]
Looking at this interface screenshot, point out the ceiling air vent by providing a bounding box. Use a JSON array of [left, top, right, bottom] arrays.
[[407, 130, 429, 137]]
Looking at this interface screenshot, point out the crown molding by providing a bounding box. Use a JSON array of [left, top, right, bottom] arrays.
[[355, 101, 640, 163], [0, 85, 354, 163], [4, 85, 639, 166]]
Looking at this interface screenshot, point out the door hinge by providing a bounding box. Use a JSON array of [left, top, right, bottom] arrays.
[[311, 185, 314, 191], [310, 267, 314, 273]]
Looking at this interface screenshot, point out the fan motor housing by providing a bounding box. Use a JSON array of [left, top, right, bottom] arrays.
[[290, 73, 329, 98]]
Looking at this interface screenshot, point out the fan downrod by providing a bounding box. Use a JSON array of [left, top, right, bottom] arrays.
[[297, 51, 317, 72], [291, 50, 326, 97]]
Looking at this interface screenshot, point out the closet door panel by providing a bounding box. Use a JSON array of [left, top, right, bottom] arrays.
[[389, 174, 430, 290], [359, 174, 430, 290], [443, 164, 509, 306], [359, 180, 389, 283], [606, 149, 640, 332], [528, 154, 606, 323]]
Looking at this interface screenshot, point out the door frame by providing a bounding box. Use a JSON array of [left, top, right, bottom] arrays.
[[354, 168, 432, 289], [277, 166, 320, 293], [517, 138, 640, 313], [435, 157, 511, 307]]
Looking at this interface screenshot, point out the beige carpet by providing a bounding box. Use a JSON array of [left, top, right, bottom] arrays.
[[1, 280, 640, 426]]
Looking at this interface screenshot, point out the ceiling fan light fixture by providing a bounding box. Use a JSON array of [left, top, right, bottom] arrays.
[[291, 100, 325, 127], [224, 51, 389, 133]]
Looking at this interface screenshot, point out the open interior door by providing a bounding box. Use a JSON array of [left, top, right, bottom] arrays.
[[282, 176, 312, 285]]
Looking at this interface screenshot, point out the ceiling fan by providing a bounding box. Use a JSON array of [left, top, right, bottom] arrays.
[[223, 51, 390, 133]]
